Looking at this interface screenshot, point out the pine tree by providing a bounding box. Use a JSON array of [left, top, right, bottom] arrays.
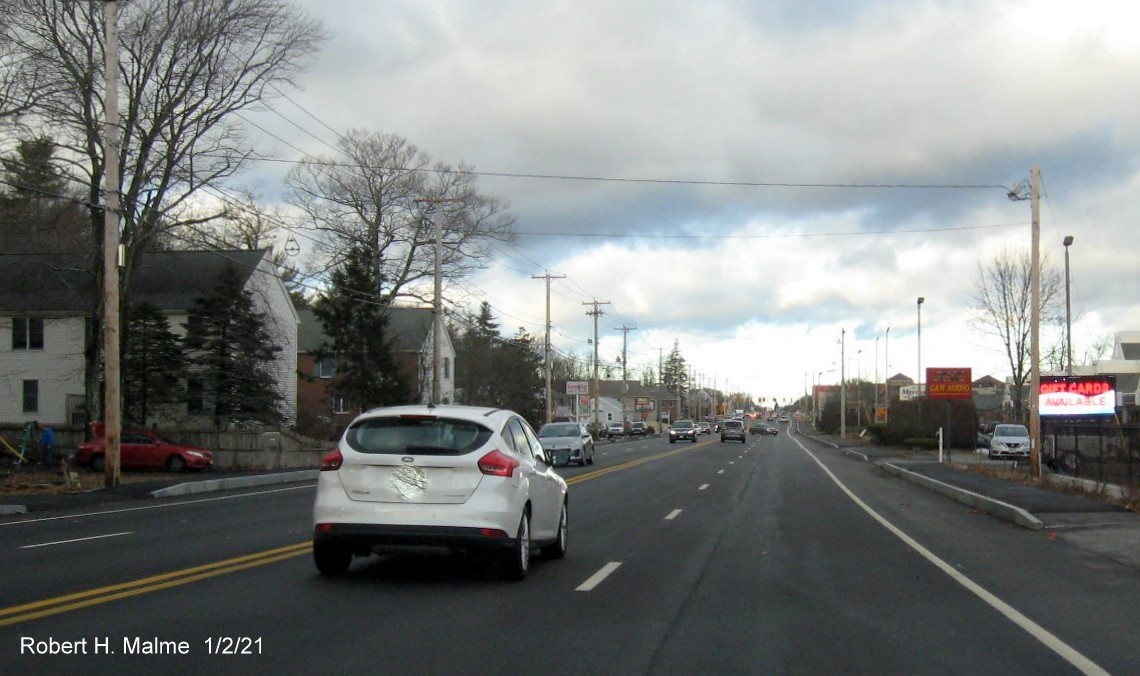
[[122, 302, 185, 425], [184, 266, 284, 426], [311, 246, 408, 412], [454, 302, 500, 406]]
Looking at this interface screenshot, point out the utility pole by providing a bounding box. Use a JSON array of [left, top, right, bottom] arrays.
[[1029, 165, 1042, 478], [103, 0, 122, 488], [840, 329, 846, 440], [533, 271, 566, 423], [583, 300, 610, 433], [617, 325, 636, 424]]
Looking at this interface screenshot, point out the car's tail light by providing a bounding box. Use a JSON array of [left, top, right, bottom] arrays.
[[477, 449, 519, 477], [319, 449, 343, 471]]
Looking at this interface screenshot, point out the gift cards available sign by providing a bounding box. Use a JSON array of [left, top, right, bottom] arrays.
[[1039, 376, 1116, 416]]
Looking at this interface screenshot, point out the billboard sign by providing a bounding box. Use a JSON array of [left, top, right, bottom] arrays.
[[926, 367, 972, 399], [634, 397, 655, 411], [1039, 376, 1117, 416], [899, 384, 925, 401]]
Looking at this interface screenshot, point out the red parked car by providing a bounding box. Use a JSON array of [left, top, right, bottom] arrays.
[[76, 431, 214, 473]]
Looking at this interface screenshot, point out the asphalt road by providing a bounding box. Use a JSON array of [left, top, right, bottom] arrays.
[[1, 426, 1137, 674]]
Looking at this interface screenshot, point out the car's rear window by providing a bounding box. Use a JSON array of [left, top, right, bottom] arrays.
[[539, 424, 581, 438], [345, 416, 492, 455], [724, 421, 743, 428]]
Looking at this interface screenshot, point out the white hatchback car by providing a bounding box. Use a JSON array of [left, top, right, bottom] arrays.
[[312, 405, 569, 580]]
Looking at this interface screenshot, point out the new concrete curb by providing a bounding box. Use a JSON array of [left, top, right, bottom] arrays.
[[0, 504, 27, 515], [881, 461, 1044, 531], [148, 470, 319, 498]]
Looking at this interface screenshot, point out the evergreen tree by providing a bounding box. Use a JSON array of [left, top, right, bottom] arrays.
[[661, 340, 689, 394], [122, 302, 185, 425], [311, 246, 408, 412], [495, 327, 546, 424], [184, 266, 284, 426], [454, 302, 500, 406]]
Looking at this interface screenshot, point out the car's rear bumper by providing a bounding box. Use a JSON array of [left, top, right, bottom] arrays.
[[314, 523, 517, 554]]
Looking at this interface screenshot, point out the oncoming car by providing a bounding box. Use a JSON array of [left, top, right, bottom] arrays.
[[312, 405, 569, 581], [668, 420, 699, 443], [537, 421, 595, 466]]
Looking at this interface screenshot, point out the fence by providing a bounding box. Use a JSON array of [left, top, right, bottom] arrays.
[[1042, 420, 1140, 487], [0, 424, 334, 472]]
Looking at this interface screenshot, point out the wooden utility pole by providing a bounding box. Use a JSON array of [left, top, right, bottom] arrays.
[[102, 0, 122, 487], [533, 271, 565, 423], [1029, 165, 1042, 478], [617, 325, 636, 425], [583, 300, 610, 431]]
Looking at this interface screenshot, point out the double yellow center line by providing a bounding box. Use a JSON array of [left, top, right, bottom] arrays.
[[0, 542, 311, 627]]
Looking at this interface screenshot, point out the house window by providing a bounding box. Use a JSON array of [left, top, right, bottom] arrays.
[[443, 357, 450, 379], [23, 380, 38, 413], [332, 395, 349, 414], [187, 378, 203, 415], [317, 356, 337, 379], [12, 317, 45, 350]]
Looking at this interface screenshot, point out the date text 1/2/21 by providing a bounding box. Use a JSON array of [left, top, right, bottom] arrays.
[[205, 637, 262, 655]]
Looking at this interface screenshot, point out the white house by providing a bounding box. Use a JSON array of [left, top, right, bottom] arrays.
[[0, 249, 298, 427]]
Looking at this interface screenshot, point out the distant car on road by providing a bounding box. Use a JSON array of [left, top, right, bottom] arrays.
[[750, 422, 778, 435], [668, 420, 699, 443], [629, 421, 648, 436], [607, 421, 626, 437], [697, 422, 712, 434], [720, 419, 746, 443]]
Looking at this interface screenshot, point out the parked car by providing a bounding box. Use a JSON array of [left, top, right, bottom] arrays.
[[697, 422, 712, 434], [629, 421, 648, 436], [720, 419, 746, 443], [75, 431, 214, 473], [537, 422, 595, 466], [668, 419, 699, 443], [988, 424, 1031, 460], [312, 405, 568, 580], [607, 421, 626, 437]]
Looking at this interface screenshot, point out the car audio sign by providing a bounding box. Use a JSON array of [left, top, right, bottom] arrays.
[[925, 367, 972, 399], [1039, 376, 1116, 416]]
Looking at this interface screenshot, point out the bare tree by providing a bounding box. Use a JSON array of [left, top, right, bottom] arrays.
[[970, 247, 1063, 420], [6, 0, 322, 422], [286, 129, 516, 305]]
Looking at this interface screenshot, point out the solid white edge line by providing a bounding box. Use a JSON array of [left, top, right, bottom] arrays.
[[576, 561, 622, 591], [21, 531, 133, 549], [665, 509, 682, 520], [791, 435, 1109, 676]]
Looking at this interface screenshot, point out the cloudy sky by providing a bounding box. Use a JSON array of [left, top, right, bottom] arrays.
[[249, 0, 1140, 405]]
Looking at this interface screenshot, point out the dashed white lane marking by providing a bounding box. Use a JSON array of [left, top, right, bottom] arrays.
[[698, 484, 709, 491], [576, 561, 622, 591], [717, 470, 724, 474], [665, 509, 682, 520]]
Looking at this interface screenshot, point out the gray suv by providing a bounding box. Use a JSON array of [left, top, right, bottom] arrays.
[[720, 419, 746, 443]]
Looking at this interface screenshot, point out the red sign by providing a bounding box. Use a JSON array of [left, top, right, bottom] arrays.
[[1040, 376, 1116, 416], [925, 367, 972, 399]]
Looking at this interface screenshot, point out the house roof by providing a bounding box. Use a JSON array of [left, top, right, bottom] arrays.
[[297, 305, 436, 354], [0, 250, 267, 313]]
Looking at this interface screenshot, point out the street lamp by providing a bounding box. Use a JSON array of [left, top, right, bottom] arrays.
[[1063, 235, 1074, 375], [916, 294, 925, 389]]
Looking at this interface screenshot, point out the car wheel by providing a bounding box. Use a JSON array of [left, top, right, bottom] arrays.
[[313, 541, 352, 577], [166, 455, 187, 473], [91, 454, 105, 472], [587, 446, 595, 465], [669, 439, 675, 444], [502, 511, 531, 581], [541, 501, 568, 560]]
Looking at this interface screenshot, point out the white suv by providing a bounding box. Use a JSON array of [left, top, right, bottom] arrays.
[[312, 405, 569, 580]]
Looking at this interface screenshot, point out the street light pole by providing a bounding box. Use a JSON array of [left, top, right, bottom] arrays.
[[917, 297, 925, 420], [1063, 235, 1074, 375], [884, 326, 890, 422], [840, 329, 846, 440]]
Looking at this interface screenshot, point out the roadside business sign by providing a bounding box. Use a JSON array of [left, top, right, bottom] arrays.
[[1039, 375, 1117, 416], [926, 367, 972, 399], [899, 384, 925, 401], [566, 381, 589, 395]]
